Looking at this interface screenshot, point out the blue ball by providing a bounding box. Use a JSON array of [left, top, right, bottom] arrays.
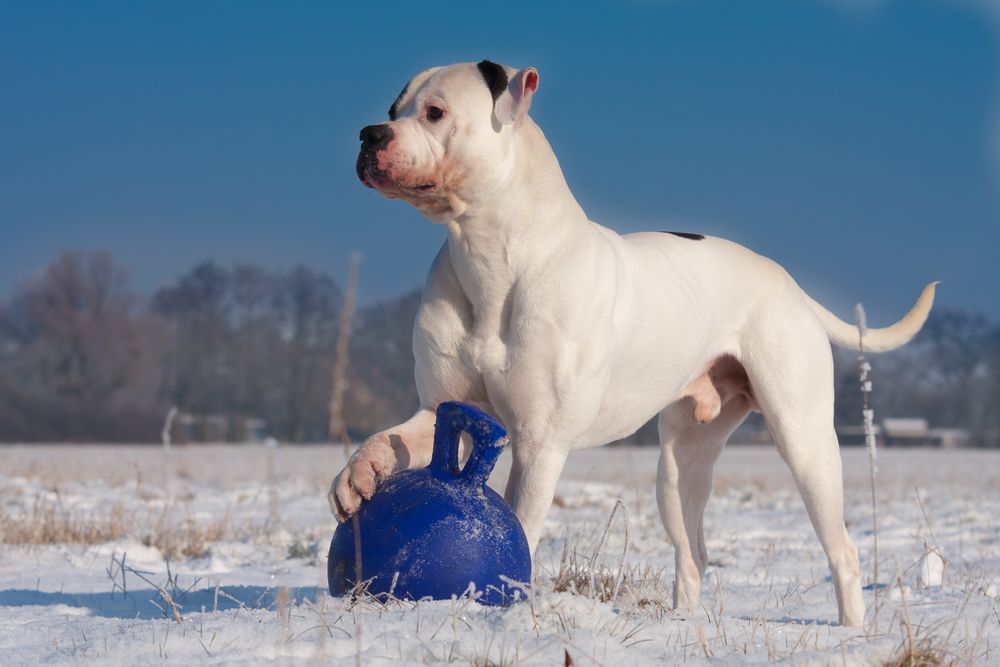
[[328, 402, 531, 606]]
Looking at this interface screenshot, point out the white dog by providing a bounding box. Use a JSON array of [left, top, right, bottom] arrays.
[[330, 60, 936, 627]]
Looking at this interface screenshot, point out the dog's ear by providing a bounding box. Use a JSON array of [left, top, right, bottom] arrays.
[[477, 61, 539, 126], [495, 67, 539, 125]]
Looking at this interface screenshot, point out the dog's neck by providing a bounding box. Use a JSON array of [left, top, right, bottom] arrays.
[[443, 118, 589, 313]]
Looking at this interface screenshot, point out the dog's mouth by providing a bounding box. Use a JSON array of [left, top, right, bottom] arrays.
[[356, 150, 380, 188], [357, 150, 437, 194]]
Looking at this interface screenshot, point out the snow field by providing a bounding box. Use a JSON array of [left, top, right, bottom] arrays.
[[1, 444, 999, 665]]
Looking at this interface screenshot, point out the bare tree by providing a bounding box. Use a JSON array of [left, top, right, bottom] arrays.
[[0, 251, 169, 441], [344, 290, 422, 437], [275, 266, 342, 442], [153, 261, 233, 433]]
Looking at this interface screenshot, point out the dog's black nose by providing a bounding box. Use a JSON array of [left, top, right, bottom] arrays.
[[359, 124, 393, 150]]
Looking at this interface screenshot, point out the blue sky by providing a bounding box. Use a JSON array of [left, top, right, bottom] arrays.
[[1, 0, 997, 322]]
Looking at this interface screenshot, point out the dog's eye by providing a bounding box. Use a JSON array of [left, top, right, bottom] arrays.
[[427, 106, 444, 122]]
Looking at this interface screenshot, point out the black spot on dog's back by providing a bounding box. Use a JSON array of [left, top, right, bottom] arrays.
[[388, 82, 409, 121], [477, 60, 508, 103], [661, 231, 705, 241]]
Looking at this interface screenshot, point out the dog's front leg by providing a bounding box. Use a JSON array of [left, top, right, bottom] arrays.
[[328, 408, 437, 522], [504, 439, 570, 555]]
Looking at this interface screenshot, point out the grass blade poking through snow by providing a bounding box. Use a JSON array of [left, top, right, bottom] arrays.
[[856, 302, 880, 634]]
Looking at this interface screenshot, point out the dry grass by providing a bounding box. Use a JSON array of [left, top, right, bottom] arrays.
[[0, 496, 128, 545], [877, 561, 974, 667], [550, 500, 673, 618], [552, 538, 623, 602], [0, 493, 254, 561], [143, 509, 237, 560], [882, 641, 953, 667], [881, 605, 956, 667], [551, 500, 629, 603]]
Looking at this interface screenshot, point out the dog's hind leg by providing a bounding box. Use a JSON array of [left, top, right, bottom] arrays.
[[657, 392, 750, 612], [741, 309, 865, 627]]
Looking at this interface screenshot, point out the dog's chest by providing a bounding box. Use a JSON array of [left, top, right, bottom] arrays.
[[459, 302, 512, 378]]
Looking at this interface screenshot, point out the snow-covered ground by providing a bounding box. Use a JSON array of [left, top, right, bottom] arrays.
[[2, 443, 999, 665]]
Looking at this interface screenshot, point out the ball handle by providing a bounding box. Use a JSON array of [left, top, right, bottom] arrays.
[[429, 402, 509, 488]]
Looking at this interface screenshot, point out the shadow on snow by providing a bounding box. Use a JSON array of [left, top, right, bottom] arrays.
[[0, 585, 327, 620]]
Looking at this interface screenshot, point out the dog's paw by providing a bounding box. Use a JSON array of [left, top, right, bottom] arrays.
[[327, 437, 396, 522]]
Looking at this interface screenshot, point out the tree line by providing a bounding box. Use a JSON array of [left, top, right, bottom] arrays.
[[0, 251, 419, 443], [0, 250, 997, 445]]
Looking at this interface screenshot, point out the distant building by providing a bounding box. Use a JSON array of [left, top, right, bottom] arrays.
[[835, 423, 881, 447], [882, 418, 930, 443], [837, 418, 969, 448], [170, 412, 269, 444]]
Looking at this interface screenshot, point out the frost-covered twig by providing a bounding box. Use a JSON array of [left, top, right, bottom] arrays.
[[329, 252, 361, 459], [161, 407, 178, 498], [112, 554, 184, 622], [856, 303, 880, 633], [106, 551, 128, 600], [161, 407, 177, 450], [325, 253, 365, 661]]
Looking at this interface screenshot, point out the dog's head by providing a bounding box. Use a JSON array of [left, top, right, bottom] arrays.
[[356, 60, 539, 220]]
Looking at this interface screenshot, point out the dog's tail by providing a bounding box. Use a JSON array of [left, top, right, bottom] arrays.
[[803, 282, 938, 353]]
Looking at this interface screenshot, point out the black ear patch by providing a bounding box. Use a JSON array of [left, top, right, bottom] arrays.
[[662, 231, 705, 241], [477, 60, 508, 103], [388, 82, 409, 121]]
